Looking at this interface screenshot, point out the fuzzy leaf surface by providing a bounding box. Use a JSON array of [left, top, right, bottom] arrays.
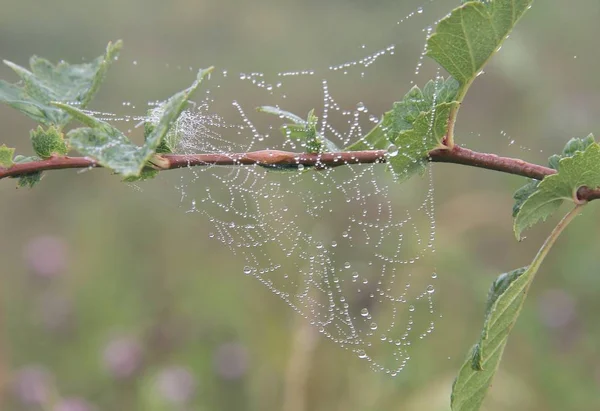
[[0, 145, 15, 168]]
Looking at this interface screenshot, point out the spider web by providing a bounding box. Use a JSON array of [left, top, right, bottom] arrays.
[[128, 0, 452, 375]]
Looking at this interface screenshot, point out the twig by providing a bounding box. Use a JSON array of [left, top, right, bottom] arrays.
[[1, 146, 599, 202]]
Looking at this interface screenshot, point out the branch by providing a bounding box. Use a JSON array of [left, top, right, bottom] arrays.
[[2, 146, 599, 201]]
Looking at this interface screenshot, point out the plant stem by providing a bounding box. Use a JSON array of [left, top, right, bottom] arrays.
[[1, 146, 599, 201], [529, 205, 583, 276]]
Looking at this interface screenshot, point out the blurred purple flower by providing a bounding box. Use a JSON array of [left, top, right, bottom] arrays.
[[13, 366, 52, 406], [24, 235, 69, 278], [53, 397, 96, 411], [213, 342, 249, 380], [103, 336, 143, 380], [156, 366, 197, 404]]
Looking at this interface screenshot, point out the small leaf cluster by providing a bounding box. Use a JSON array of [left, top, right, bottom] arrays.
[[0, 40, 212, 185], [257, 106, 339, 154]]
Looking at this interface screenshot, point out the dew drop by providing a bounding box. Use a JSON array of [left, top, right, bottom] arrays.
[[387, 144, 399, 157]]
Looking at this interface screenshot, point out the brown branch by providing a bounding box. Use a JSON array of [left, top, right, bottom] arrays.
[[428, 146, 555, 180], [0, 156, 100, 178], [1, 146, 599, 202]]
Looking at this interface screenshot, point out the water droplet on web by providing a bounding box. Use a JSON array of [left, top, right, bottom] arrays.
[[361, 308, 370, 317], [387, 144, 399, 157], [243, 266, 252, 275]]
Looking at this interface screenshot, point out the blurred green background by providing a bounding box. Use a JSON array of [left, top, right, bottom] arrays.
[[1, 0, 600, 410]]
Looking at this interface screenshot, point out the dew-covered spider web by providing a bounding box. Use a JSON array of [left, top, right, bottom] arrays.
[[115, 0, 457, 375]]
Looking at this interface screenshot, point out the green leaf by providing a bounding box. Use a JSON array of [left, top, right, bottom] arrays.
[[257, 106, 305, 124], [452, 205, 581, 411], [514, 142, 600, 239], [0, 81, 50, 124], [346, 77, 459, 151], [258, 106, 339, 153], [0, 145, 15, 168], [512, 134, 595, 218], [0, 40, 122, 126], [30, 125, 69, 159], [13, 155, 41, 163], [427, 0, 534, 92], [143, 109, 175, 155], [140, 67, 213, 161], [561, 133, 595, 157], [387, 101, 458, 182], [80, 40, 123, 108], [122, 168, 160, 182], [12, 155, 43, 188], [54, 104, 143, 175], [302, 109, 323, 154], [54, 68, 212, 177], [511, 179, 538, 217], [16, 172, 43, 188], [451, 267, 527, 411]]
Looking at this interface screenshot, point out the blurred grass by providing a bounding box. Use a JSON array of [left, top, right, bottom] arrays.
[[1, 0, 600, 410]]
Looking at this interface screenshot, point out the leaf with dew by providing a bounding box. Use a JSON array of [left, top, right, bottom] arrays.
[[54, 68, 213, 177], [0, 41, 122, 127]]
